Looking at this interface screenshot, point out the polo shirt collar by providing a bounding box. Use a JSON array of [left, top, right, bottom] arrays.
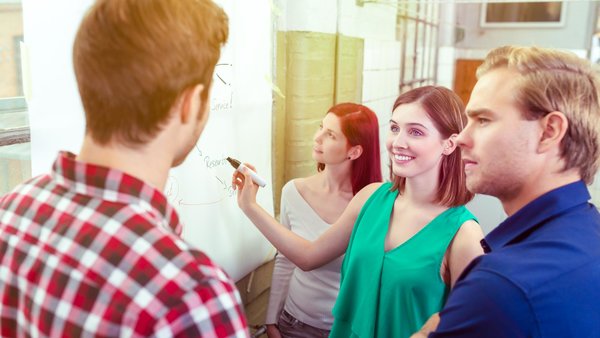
[[484, 180, 590, 252], [51, 151, 181, 234]]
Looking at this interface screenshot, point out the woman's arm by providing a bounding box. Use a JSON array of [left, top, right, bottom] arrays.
[[444, 220, 484, 288], [232, 165, 379, 270], [410, 313, 440, 338]]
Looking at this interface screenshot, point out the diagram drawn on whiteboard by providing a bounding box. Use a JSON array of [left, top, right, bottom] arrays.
[[165, 147, 235, 207]]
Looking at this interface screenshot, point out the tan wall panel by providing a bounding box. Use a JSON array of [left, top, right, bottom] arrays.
[[272, 31, 288, 216], [272, 31, 336, 214], [285, 31, 336, 183], [272, 32, 365, 213], [335, 35, 364, 103]]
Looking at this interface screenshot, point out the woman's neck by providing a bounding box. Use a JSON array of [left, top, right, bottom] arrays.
[[317, 164, 353, 194], [402, 174, 440, 207]]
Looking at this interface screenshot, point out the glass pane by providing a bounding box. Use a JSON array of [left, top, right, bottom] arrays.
[[422, 25, 430, 80], [404, 20, 417, 83], [414, 21, 423, 80], [0, 1, 24, 99], [427, 0, 435, 23], [407, 1, 418, 20], [429, 26, 438, 83], [0, 142, 31, 195], [419, 0, 427, 20], [0, 98, 28, 129]]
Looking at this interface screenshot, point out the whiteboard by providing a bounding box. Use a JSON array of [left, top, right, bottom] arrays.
[[169, 0, 276, 281], [24, 0, 275, 281]]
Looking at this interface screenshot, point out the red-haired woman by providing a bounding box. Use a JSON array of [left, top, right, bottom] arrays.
[[265, 103, 382, 338], [234, 87, 484, 338]]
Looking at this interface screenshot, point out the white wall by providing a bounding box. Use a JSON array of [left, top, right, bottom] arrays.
[[338, 0, 400, 180], [276, 0, 337, 33], [591, 174, 600, 207]]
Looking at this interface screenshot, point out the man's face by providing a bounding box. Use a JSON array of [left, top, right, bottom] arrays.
[[457, 68, 542, 201]]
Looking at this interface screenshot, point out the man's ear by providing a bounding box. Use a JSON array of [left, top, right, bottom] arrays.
[[442, 134, 458, 155], [179, 83, 205, 124], [538, 111, 568, 153], [348, 145, 363, 161]]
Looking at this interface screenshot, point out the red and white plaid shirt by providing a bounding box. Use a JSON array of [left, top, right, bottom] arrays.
[[0, 152, 249, 337]]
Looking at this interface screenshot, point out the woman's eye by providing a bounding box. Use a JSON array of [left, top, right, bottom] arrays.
[[408, 129, 423, 136], [328, 132, 335, 139], [390, 125, 399, 133]]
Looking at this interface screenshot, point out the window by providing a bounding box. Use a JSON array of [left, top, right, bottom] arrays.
[[0, 0, 30, 195], [481, 2, 565, 28], [397, 0, 439, 93]]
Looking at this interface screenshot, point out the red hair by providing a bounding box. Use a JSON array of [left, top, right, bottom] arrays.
[[391, 86, 474, 207], [73, 0, 228, 145], [317, 103, 382, 195]]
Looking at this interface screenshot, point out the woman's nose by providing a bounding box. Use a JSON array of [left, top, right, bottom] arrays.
[[392, 133, 407, 149], [314, 131, 323, 143]]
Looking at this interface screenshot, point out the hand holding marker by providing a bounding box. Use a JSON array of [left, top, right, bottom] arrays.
[[227, 157, 267, 187]]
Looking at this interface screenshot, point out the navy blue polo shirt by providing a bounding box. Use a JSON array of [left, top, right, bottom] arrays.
[[431, 181, 600, 337]]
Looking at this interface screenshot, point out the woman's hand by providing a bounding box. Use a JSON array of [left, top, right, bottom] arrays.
[[231, 162, 260, 212], [410, 313, 440, 338], [265, 324, 281, 338]]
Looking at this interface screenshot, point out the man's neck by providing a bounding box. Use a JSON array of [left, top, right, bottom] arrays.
[[501, 170, 581, 216], [76, 135, 172, 190]]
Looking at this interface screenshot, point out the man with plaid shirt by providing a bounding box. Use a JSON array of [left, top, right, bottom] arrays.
[[0, 0, 249, 337]]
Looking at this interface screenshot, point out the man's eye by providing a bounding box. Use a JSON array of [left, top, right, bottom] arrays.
[[478, 118, 490, 125]]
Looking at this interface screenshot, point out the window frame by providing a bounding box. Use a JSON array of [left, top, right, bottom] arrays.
[[397, 0, 439, 93], [0, 97, 29, 147], [0, 0, 29, 147]]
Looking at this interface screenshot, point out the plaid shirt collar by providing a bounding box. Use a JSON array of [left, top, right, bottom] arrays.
[[51, 151, 182, 235]]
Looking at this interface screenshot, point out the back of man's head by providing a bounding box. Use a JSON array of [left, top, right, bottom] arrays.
[[73, 0, 228, 146], [478, 46, 600, 184]]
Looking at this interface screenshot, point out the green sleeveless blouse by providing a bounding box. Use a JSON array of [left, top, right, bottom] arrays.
[[330, 182, 477, 338]]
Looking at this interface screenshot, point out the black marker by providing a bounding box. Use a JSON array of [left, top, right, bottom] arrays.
[[227, 157, 267, 187]]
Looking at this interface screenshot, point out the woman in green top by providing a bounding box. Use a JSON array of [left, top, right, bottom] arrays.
[[233, 86, 484, 338]]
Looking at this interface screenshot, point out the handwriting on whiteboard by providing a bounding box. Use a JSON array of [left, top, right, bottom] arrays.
[[165, 146, 235, 206], [210, 63, 233, 113]]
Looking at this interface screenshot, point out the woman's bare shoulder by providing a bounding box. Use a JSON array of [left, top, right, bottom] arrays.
[[352, 182, 385, 205], [290, 175, 315, 193]]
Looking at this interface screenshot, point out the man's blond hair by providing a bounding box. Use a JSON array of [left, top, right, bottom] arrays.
[[478, 46, 600, 184]]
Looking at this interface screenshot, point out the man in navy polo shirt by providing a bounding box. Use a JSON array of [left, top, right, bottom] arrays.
[[416, 46, 600, 337]]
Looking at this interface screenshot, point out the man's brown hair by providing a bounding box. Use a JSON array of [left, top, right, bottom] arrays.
[[73, 0, 228, 145], [478, 46, 600, 184]]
